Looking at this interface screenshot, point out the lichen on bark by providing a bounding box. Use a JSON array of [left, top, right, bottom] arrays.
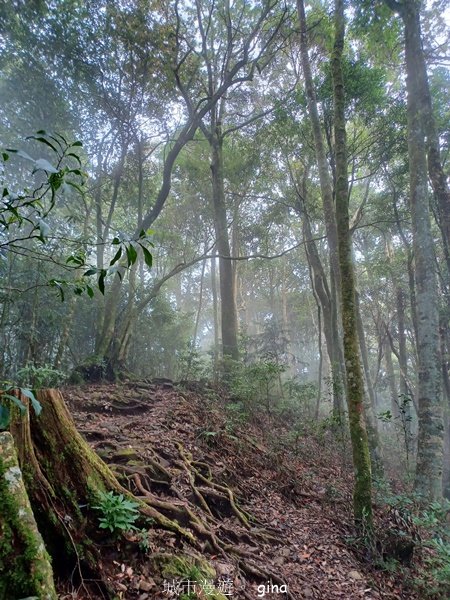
[[331, 0, 373, 530], [0, 431, 56, 600]]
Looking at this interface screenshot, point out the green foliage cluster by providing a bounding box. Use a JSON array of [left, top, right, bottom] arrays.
[[1, 132, 154, 301], [376, 393, 415, 481], [318, 56, 387, 123], [1, 132, 85, 239], [281, 378, 318, 421], [416, 537, 450, 599], [93, 491, 140, 535], [130, 295, 194, 379], [374, 482, 450, 598], [411, 499, 450, 598], [158, 555, 224, 600], [220, 359, 323, 440], [15, 363, 66, 389]]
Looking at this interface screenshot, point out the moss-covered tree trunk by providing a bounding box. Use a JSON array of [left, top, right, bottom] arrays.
[[8, 389, 125, 584], [0, 431, 56, 600], [332, 0, 373, 529], [6, 389, 191, 595], [355, 292, 383, 478]]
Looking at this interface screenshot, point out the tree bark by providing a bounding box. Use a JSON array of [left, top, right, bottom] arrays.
[[211, 250, 220, 376], [439, 317, 450, 499], [332, 0, 373, 528], [210, 124, 239, 363], [402, 0, 443, 500], [355, 293, 383, 476], [298, 192, 344, 413], [384, 0, 444, 504], [384, 333, 401, 420], [193, 258, 207, 348], [0, 431, 56, 600]]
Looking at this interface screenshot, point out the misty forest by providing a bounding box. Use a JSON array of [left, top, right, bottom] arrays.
[[1, 0, 450, 598]]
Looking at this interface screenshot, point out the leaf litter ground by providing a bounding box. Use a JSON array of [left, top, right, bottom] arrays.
[[60, 380, 420, 600]]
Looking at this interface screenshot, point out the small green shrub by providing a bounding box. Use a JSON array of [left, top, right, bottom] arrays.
[[16, 363, 66, 388], [414, 499, 450, 536], [176, 345, 210, 381], [375, 490, 450, 598], [93, 491, 140, 534], [280, 379, 318, 421], [72, 355, 107, 382], [136, 528, 151, 553], [415, 537, 450, 598], [224, 400, 249, 434], [196, 428, 222, 447], [414, 500, 450, 597], [229, 360, 286, 414]]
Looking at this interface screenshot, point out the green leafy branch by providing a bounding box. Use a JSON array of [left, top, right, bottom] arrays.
[[2, 132, 155, 300], [0, 386, 42, 430], [50, 228, 155, 300], [1, 131, 86, 244]]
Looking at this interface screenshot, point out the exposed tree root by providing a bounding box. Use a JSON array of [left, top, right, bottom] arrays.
[[6, 387, 296, 598], [126, 444, 292, 597], [131, 469, 293, 598], [176, 442, 253, 529], [132, 473, 225, 555], [7, 390, 197, 593]]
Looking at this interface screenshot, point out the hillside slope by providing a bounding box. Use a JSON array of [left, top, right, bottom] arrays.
[[61, 381, 418, 600]]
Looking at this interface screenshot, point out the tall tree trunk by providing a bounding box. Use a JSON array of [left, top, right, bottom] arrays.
[[192, 258, 207, 349], [395, 287, 409, 397], [299, 195, 344, 413], [210, 125, 239, 363], [54, 218, 92, 371], [110, 262, 139, 377], [402, 0, 443, 500], [95, 148, 127, 351], [440, 320, 450, 499], [95, 275, 122, 359], [392, 189, 419, 352], [332, 0, 373, 527], [21, 274, 40, 366], [53, 295, 76, 371], [297, 0, 345, 414], [355, 293, 383, 476], [211, 250, 220, 377], [137, 136, 146, 283], [280, 261, 293, 372], [384, 0, 444, 504], [231, 197, 241, 335], [384, 334, 401, 420]]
